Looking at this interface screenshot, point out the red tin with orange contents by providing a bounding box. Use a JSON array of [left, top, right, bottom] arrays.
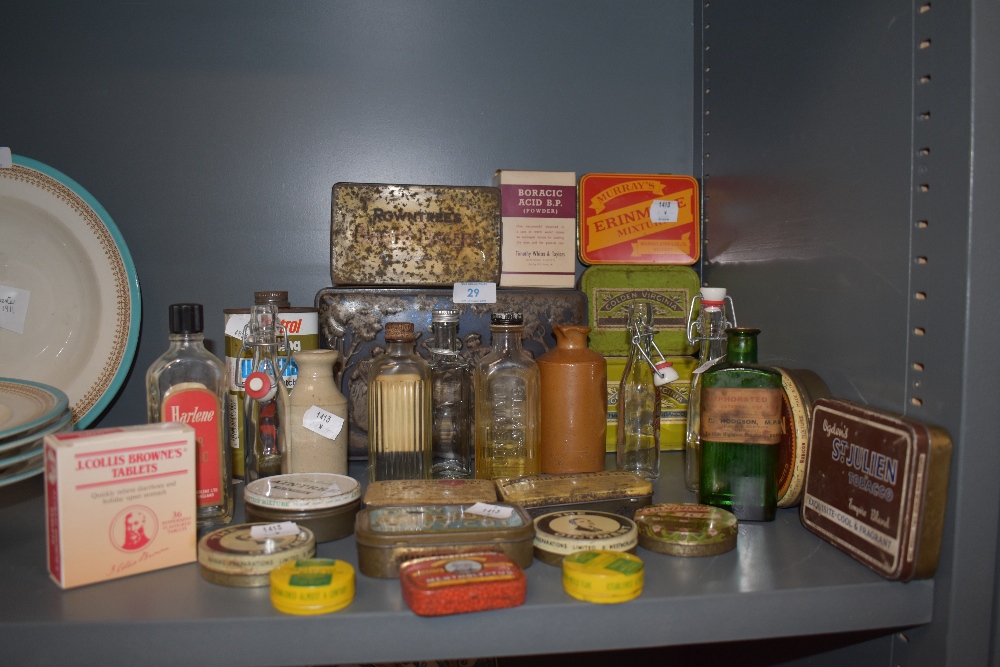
[[578, 173, 700, 265], [399, 552, 527, 616]]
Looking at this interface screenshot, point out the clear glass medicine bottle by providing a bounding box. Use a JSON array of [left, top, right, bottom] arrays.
[[429, 308, 473, 479]]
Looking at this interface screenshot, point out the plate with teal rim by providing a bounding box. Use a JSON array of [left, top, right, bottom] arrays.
[[0, 409, 72, 455], [0, 378, 69, 441], [0, 156, 141, 429], [0, 461, 43, 489]]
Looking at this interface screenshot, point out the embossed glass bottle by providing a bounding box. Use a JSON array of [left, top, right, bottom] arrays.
[[147, 303, 233, 530], [429, 308, 473, 479], [241, 304, 291, 483], [684, 287, 736, 492], [475, 312, 541, 479], [616, 302, 660, 481], [368, 322, 432, 481], [698, 327, 783, 521]]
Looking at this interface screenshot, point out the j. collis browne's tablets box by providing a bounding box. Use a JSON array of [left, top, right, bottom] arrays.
[[44, 423, 198, 589]]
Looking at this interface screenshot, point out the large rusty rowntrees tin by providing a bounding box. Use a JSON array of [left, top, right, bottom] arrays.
[[330, 183, 501, 287]]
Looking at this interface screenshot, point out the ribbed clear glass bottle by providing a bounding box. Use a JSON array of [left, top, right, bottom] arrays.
[[616, 301, 660, 481], [367, 322, 432, 482], [241, 304, 291, 483], [146, 303, 233, 530], [474, 312, 541, 479], [698, 327, 783, 521], [429, 308, 473, 479], [684, 287, 735, 492]]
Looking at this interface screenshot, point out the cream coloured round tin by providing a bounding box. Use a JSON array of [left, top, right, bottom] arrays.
[[533, 510, 637, 566], [198, 523, 316, 587]]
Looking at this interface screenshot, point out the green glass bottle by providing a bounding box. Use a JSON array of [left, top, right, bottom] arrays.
[[698, 327, 783, 521]]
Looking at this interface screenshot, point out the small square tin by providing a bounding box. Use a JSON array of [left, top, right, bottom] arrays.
[[494, 471, 653, 519], [580, 265, 700, 356], [800, 398, 952, 581], [331, 182, 501, 286], [606, 356, 697, 451], [354, 503, 535, 578], [363, 479, 498, 508], [578, 173, 700, 265], [316, 286, 588, 459]]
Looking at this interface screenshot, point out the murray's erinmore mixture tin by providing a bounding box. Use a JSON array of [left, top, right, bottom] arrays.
[[578, 173, 700, 266], [331, 183, 501, 286]]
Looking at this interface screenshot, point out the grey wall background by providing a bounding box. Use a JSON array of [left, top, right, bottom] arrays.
[[2, 0, 694, 427]]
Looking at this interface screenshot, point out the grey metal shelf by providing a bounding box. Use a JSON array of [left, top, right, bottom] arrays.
[[0, 453, 932, 667]]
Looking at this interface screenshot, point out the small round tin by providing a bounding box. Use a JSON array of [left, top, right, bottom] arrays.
[[270, 558, 355, 615], [198, 523, 316, 587], [562, 550, 644, 604], [633, 503, 738, 557], [244, 473, 360, 543], [774, 368, 832, 508], [533, 510, 638, 566]]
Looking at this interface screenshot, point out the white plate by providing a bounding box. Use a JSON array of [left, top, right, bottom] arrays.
[[0, 461, 43, 489], [0, 378, 69, 440], [0, 409, 72, 455], [0, 157, 141, 428]]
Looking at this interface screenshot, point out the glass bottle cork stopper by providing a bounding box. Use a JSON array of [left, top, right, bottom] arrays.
[[384, 322, 417, 341], [653, 361, 679, 387], [491, 312, 523, 326], [168, 303, 204, 334], [700, 287, 727, 307], [255, 291, 291, 308], [432, 308, 461, 323]]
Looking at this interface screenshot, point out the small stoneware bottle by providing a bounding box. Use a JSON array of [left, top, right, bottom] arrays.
[[536, 325, 608, 474], [286, 349, 349, 475]]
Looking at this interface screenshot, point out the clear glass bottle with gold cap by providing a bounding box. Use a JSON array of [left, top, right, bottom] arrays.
[[147, 303, 233, 530], [367, 322, 432, 482], [429, 308, 473, 479], [475, 312, 541, 479]]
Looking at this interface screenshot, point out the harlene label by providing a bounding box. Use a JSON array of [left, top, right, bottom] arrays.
[[162, 385, 223, 506]]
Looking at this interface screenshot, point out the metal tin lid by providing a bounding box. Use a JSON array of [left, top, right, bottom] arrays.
[[244, 473, 361, 510], [270, 558, 355, 615], [363, 479, 498, 508], [774, 367, 831, 508], [431, 307, 461, 323], [355, 504, 533, 548], [384, 321, 417, 341], [198, 523, 316, 585], [399, 552, 526, 616], [491, 311, 523, 326], [633, 503, 738, 556], [496, 471, 653, 507], [562, 550, 644, 604], [533, 510, 638, 557], [255, 291, 291, 307]]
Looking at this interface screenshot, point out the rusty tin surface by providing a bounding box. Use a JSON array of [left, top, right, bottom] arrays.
[[316, 287, 588, 459], [800, 398, 952, 581], [354, 503, 535, 578], [331, 182, 501, 286]]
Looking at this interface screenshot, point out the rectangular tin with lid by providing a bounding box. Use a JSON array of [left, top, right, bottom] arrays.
[[606, 356, 696, 451], [316, 286, 588, 459], [331, 182, 501, 286], [578, 173, 700, 266], [363, 479, 498, 508], [494, 471, 653, 519], [800, 398, 952, 581], [399, 552, 526, 616], [580, 265, 699, 356], [354, 503, 535, 578]]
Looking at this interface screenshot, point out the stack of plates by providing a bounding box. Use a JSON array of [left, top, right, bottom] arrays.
[[0, 378, 73, 489]]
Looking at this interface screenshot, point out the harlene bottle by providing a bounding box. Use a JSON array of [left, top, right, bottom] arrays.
[[242, 304, 291, 483], [429, 308, 473, 479], [698, 327, 783, 521], [684, 287, 736, 492], [368, 322, 433, 482], [616, 302, 661, 481], [475, 312, 541, 479], [147, 303, 233, 530]]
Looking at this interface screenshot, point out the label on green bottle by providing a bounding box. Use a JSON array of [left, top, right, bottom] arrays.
[[700, 388, 782, 444]]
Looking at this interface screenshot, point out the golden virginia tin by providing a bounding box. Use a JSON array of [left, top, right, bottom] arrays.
[[606, 356, 697, 451], [330, 183, 501, 286], [578, 173, 700, 266], [800, 398, 952, 581]]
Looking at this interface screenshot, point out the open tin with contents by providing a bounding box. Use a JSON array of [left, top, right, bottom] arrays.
[[354, 503, 535, 578], [494, 471, 653, 519]]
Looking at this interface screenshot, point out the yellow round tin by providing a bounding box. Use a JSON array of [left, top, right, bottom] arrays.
[[561, 550, 644, 604], [270, 558, 356, 615]]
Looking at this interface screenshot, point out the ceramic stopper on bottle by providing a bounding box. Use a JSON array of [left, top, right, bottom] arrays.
[[653, 361, 679, 386]]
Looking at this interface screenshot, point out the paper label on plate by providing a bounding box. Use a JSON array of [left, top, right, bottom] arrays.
[[465, 502, 514, 519], [453, 282, 497, 304], [302, 405, 345, 440], [0, 285, 30, 334], [0, 148, 11, 169], [250, 521, 301, 539]]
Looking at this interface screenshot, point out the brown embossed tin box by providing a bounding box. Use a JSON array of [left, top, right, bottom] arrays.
[[315, 287, 588, 459], [494, 471, 653, 519], [800, 398, 952, 581], [331, 183, 501, 286], [363, 479, 498, 508]]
